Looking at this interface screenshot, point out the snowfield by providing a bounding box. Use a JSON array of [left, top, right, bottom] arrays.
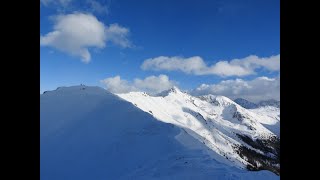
[[249, 106, 280, 136], [118, 87, 280, 174], [41, 85, 279, 179]]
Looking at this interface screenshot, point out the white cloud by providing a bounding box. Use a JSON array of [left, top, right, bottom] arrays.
[[100, 74, 279, 102], [190, 76, 280, 103], [105, 24, 132, 48], [41, 0, 110, 15], [100, 75, 176, 94], [87, 0, 109, 14], [141, 55, 280, 77], [142, 56, 206, 74], [40, 0, 72, 7], [230, 55, 280, 72], [40, 13, 131, 63], [100, 76, 137, 93], [133, 75, 175, 93], [40, 13, 105, 63]]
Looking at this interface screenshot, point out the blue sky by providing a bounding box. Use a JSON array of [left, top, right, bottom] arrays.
[[40, 0, 280, 102]]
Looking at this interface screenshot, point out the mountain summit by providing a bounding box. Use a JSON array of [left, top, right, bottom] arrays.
[[155, 86, 184, 97]]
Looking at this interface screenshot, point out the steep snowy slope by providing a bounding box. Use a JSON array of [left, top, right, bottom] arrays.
[[118, 87, 280, 175], [249, 106, 280, 136], [233, 98, 280, 136], [41, 85, 279, 180]]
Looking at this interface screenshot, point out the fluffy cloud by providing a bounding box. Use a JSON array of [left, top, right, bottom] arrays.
[[141, 55, 280, 77], [133, 75, 175, 93], [191, 76, 280, 103], [40, 13, 131, 63], [105, 24, 132, 48], [100, 76, 137, 93], [100, 74, 176, 94]]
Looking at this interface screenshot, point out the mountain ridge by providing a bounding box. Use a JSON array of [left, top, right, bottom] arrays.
[[40, 85, 280, 179], [118, 86, 280, 175], [234, 98, 280, 109]]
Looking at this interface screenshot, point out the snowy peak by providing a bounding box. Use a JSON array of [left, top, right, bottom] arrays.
[[42, 85, 111, 96], [199, 94, 236, 107], [156, 86, 184, 97], [169, 86, 181, 93]]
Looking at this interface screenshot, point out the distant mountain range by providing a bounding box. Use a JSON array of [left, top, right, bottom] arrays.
[[234, 98, 280, 109]]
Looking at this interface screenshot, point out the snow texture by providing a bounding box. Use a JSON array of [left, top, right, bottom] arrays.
[[118, 87, 280, 170], [41, 85, 279, 179]]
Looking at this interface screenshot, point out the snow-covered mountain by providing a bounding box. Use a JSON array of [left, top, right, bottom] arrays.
[[232, 98, 280, 136], [234, 98, 259, 109], [250, 106, 280, 137], [258, 100, 280, 108], [234, 98, 280, 109], [41, 85, 279, 179], [118, 86, 280, 175]]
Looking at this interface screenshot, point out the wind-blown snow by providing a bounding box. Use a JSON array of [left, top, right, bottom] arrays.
[[41, 85, 279, 179]]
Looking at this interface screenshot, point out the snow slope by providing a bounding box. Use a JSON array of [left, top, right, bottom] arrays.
[[233, 98, 280, 136], [118, 87, 280, 175], [41, 85, 279, 179], [249, 106, 280, 136]]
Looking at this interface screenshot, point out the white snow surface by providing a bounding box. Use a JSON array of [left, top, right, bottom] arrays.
[[249, 106, 280, 136], [41, 85, 279, 179], [117, 86, 280, 170]]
